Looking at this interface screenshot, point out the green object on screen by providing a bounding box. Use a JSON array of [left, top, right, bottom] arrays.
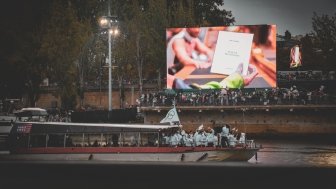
[[204, 81, 222, 88], [223, 73, 244, 89], [190, 73, 244, 89]]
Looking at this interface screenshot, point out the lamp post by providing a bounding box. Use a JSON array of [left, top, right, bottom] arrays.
[[242, 108, 246, 133], [99, 15, 119, 111]]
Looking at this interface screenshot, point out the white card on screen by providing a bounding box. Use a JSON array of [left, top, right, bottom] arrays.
[[210, 31, 254, 76]]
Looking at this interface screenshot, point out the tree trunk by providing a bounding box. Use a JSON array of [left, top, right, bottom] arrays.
[[136, 34, 143, 96]]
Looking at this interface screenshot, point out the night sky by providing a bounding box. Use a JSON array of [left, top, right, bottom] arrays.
[[1, 0, 335, 36], [224, 0, 336, 35], [0, 0, 48, 32]]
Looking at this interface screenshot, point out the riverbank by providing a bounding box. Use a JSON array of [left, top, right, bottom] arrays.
[[143, 105, 336, 135]]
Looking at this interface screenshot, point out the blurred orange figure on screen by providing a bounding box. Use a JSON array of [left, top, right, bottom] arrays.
[[167, 27, 214, 75]]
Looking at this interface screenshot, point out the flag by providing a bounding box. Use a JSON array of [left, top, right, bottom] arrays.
[[160, 108, 180, 125], [17, 124, 32, 133]]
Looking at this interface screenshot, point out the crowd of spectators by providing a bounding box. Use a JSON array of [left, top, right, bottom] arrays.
[[138, 85, 335, 107], [82, 78, 161, 89], [277, 71, 335, 81], [41, 70, 335, 90]]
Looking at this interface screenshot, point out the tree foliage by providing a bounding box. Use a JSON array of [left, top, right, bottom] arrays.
[[300, 34, 316, 69], [0, 0, 235, 108], [311, 12, 336, 70], [109, 0, 235, 94], [284, 30, 292, 41], [39, 0, 92, 109], [0, 0, 49, 106]]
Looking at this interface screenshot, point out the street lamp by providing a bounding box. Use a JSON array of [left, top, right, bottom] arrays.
[[242, 108, 246, 133], [99, 15, 119, 111]]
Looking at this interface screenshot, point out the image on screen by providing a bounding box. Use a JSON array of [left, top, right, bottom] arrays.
[[166, 25, 277, 89]]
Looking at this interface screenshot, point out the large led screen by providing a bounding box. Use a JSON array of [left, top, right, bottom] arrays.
[[166, 25, 276, 89]]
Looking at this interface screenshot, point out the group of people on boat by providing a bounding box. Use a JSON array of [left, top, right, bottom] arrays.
[[161, 124, 246, 148]]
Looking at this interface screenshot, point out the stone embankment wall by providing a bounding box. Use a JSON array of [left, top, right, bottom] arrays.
[[142, 106, 336, 135]]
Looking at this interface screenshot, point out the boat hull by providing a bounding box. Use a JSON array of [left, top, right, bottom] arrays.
[[7, 147, 259, 162]]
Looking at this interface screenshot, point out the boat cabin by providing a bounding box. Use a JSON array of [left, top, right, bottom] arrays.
[[14, 108, 48, 122], [8, 122, 180, 150]]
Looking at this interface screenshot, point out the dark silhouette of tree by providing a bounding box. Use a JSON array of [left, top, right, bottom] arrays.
[[39, 1, 92, 110], [284, 30, 292, 41], [0, 0, 236, 109], [193, 0, 235, 26], [112, 0, 235, 94], [0, 0, 49, 106], [300, 34, 316, 70], [277, 47, 291, 71], [311, 12, 336, 70]]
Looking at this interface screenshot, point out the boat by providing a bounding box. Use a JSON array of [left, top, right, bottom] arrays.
[[6, 107, 260, 162], [13, 107, 49, 122], [1, 107, 49, 150]]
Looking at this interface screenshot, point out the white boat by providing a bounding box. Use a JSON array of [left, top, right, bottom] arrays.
[[6, 107, 260, 162]]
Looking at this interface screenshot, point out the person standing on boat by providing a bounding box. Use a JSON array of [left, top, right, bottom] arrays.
[[238, 133, 246, 145], [176, 130, 183, 146], [228, 134, 237, 147], [162, 133, 170, 146], [130, 135, 138, 147], [195, 130, 203, 147], [170, 132, 179, 147], [188, 131, 195, 147], [180, 129, 187, 146], [201, 130, 207, 146], [220, 125, 230, 147], [193, 130, 198, 146], [206, 127, 217, 147], [184, 131, 194, 147]]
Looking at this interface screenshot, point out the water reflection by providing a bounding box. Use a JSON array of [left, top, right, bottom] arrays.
[[248, 139, 336, 167]]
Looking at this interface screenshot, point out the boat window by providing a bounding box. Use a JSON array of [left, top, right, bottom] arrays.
[[102, 133, 120, 147], [18, 116, 29, 122], [84, 134, 102, 147], [29, 134, 46, 148], [47, 134, 65, 147], [122, 132, 139, 147], [29, 116, 46, 122], [140, 132, 158, 147], [102, 134, 112, 147], [66, 134, 83, 147]]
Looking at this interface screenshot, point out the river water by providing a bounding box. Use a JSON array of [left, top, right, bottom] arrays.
[[0, 139, 335, 189], [1, 138, 335, 166], [247, 138, 336, 167]]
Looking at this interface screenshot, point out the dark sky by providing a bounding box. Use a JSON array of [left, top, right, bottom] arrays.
[[223, 0, 336, 35], [0, 0, 49, 31], [1, 0, 335, 36]]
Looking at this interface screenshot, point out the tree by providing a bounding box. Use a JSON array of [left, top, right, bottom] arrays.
[[111, 0, 235, 95], [0, 0, 236, 109], [284, 30, 292, 41], [193, 0, 235, 26], [0, 0, 49, 106], [39, 0, 92, 109], [112, 0, 169, 95], [300, 34, 316, 70], [277, 46, 291, 71], [311, 12, 336, 70], [17, 31, 46, 107]]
